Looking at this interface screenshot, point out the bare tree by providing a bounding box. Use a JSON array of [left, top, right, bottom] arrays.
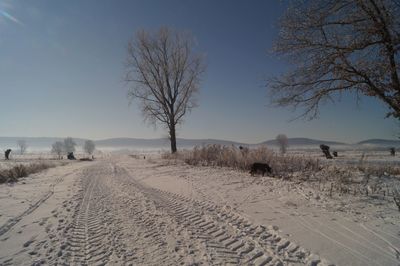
[[276, 134, 289, 154], [51, 141, 64, 159], [84, 140, 95, 155], [269, 0, 400, 119], [63, 137, 77, 154], [125, 27, 205, 153], [17, 140, 27, 155]]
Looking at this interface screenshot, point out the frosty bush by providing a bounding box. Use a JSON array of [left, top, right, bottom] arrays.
[[51, 141, 64, 159], [180, 145, 321, 178], [64, 137, 77, 154], [0, 162, 57, 183], [84, 140, 95, 155], [276, 134, 288, 154]]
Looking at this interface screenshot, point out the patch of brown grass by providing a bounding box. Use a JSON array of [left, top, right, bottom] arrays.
[[0, 162, 58, 183], [168, 145, 321, 178]]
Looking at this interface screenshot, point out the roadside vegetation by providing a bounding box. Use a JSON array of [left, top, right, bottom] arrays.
[[0, 162, 59, 184], [162, 144, 400, 210], [175, 145, 321, 177]]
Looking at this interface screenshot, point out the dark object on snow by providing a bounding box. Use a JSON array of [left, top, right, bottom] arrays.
[[250, 162, 272, 176], [79, 158, 93, 161], [144, 156, 146, 159], [333, 151, 338, 157], [390, 147, 395, 156], [320, 144, 333, 159], [4, 149, 11, 160], [67, 152, 76, 160]]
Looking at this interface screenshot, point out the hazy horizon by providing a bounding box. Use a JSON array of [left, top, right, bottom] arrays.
[[1, 0, 398, 143], [0, 135, 398, 145]]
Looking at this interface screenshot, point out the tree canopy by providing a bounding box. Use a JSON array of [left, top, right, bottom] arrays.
[[269, 0, 400, 119]]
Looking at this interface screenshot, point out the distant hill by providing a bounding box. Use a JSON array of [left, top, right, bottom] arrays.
[[94, 138, 170, 147], [0, 137, 246, 151], [259, 137, 346, 146], [96, 137, 346, 148], [1, 136, 398, 152], [95, 138, 246, 148], [357, 139, 400, 147]]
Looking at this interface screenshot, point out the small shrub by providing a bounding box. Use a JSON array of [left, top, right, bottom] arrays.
[[11, 165, 28, 178], [0, 163, 57, 184]]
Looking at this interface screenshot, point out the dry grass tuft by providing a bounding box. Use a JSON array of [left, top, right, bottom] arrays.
[[0, 162, 58, 183], [166, 145, 321, 178]]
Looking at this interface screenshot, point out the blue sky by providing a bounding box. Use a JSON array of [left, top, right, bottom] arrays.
[[0, 0, 398, 143]]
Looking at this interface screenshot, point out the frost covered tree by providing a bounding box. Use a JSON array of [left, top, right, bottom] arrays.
[[84, 140, 95, 155], [17, 140, 27, 155], [276, 134, 289, 154], [269, 0, 400, 119], [51, 141, 64, 159], [124, 27, 205, 153], [63, 137, 77, 154]]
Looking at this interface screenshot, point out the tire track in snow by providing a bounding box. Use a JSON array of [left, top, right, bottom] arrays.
[[112, 163, 333, 266], [61, 166, 121, 265]]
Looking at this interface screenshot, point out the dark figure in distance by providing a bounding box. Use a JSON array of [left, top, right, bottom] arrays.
[[250, 162, 272, 176], [4, 149, 11, 160], [390, 147, 395, 156], [333, 151, 338, 157], [67, 152, 76, 160], [320, 144, 333, 159]]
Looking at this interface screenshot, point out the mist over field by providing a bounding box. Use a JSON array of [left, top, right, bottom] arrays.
[[1, 137, 400, 153]]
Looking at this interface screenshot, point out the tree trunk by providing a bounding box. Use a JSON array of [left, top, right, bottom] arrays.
[[169, 124, 177, 153]]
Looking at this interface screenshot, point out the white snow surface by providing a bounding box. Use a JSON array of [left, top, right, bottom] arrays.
[[0, 151, 398, 265]]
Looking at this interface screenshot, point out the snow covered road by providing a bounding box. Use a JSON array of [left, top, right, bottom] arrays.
[[0, 156, 398, 265]]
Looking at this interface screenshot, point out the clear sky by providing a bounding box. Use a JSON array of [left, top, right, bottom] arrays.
[[0, 0, 398, 144]]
